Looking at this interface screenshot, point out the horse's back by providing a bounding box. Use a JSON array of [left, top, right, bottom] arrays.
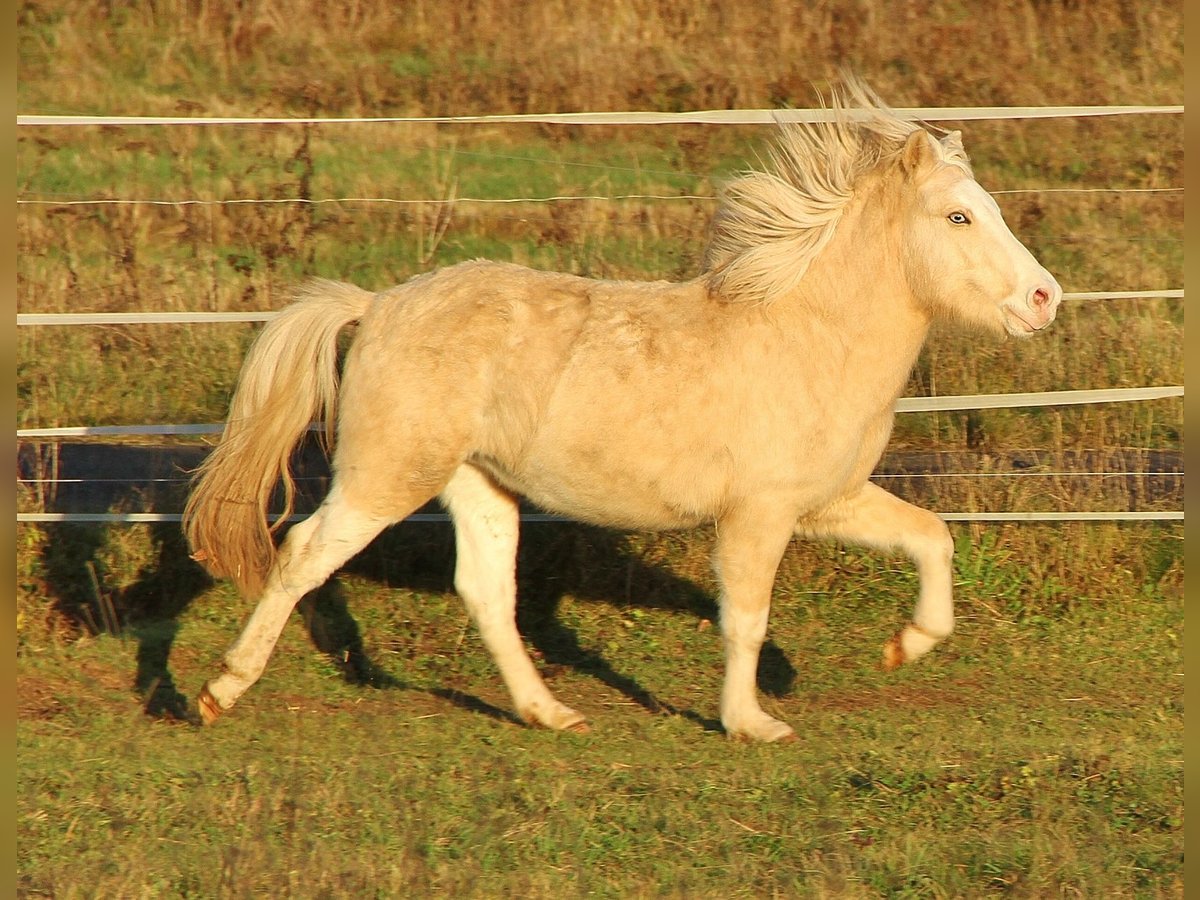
[[356, 259, 713, 418], [331, 259, 901, 529], [334, 261, 740, 524]]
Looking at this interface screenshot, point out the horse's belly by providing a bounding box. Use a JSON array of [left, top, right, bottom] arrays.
[[476, 394, 886, 531], [470, 440, 731, 531]]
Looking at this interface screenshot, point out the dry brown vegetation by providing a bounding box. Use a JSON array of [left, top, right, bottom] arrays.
[[18, 0, 1183, 115]]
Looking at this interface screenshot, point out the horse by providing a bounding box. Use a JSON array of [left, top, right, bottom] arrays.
[[183, 79, 1061, 742]]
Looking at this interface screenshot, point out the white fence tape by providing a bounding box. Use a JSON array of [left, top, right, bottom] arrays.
[[14, 291, 1185, 327], [18, 424, 223, 438], [18, 469, 1180, 486], [989, 187, 1182, 195], [16, 105, 1183, 128], [1058, 290, 1183, 301], [14, 386, 1183, 440], [938, 511, 1182, 522], [16, 193, 711, 208], [15, 510, 1184, 524], [18, 312, 278, 326], [15, 512, 565, 524], [14, 187, 1183, 208], [893, 385, 1183, 413]]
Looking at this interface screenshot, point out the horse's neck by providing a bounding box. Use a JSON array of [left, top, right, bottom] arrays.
[[783, 186, 930, 403]]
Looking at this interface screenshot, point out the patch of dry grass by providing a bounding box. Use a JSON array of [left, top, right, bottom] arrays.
[[18, 0, 1184, 117]]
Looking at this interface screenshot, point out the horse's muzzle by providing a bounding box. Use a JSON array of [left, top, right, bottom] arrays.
[[1006, 280, 1061, 334], [1026, 281, 1062, 330]]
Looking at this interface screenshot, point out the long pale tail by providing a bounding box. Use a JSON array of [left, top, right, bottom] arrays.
[[183, 280, 374, 596]]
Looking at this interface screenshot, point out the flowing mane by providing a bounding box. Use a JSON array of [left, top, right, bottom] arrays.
[[704, 78, 973, 305]]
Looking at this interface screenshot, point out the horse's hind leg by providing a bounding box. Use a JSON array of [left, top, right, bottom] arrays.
[[197, 482, 400, 723], [441, 464, 589, 733], [798, 482, 955, 670]]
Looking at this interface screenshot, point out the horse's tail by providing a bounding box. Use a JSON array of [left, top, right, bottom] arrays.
[[183, 279, 374, 597]]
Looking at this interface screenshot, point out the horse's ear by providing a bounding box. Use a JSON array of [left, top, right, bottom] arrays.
[[940, 129, 964, 156], [900, 129, 939, 176]]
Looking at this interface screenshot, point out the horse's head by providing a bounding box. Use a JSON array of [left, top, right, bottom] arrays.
[[897, 129, 1061, 338]]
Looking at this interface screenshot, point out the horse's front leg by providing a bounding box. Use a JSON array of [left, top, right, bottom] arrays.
[[800, 482, 955, 669], [713, 502, 800, 742]]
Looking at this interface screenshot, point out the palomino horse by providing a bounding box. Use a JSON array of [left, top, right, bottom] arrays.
[[184, 80, 1060, 742]]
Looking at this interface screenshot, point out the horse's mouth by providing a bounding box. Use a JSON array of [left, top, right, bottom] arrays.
[[1001, 305, 1048, 337]]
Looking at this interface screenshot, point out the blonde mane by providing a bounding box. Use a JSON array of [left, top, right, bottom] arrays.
[[703, 78, 973, 304]]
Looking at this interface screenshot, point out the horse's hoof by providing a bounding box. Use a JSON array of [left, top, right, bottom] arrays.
[[881, 633, 905, 671], [724, 718, 796, 743], [196, 684, 225, 725], [520, 700, 589, 734]]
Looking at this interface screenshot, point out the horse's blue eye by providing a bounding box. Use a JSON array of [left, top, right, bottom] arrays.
[[948, 212, 970, 225]]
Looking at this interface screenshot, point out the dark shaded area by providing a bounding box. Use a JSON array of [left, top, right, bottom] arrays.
[[336, 517, 791, 730], [20, 439, 373, 721], [298, 580, 406, 691], [30, 518, 211, 720], [20, 441, 1186, 518]]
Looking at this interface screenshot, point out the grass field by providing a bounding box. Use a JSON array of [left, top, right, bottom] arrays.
[[17, 524, 1185, 897], [16, 0, 1183, 896]]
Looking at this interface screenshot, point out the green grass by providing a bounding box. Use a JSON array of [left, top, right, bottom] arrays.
[[17, 522, 1183, 897]]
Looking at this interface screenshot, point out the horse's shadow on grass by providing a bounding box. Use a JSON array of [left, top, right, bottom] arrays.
[[36, 520, 210, 720], [35, 511, 795, 734], [34, 519, 404, 721], [518, 524, 798, 731], [331, 517, 796, 731]]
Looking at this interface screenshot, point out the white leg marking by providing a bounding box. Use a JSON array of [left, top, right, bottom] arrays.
[[442, 465, 587, 732], [714, 504, 798, 743], [200, 484, 392, 720], [801, 483, 954, 670]]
